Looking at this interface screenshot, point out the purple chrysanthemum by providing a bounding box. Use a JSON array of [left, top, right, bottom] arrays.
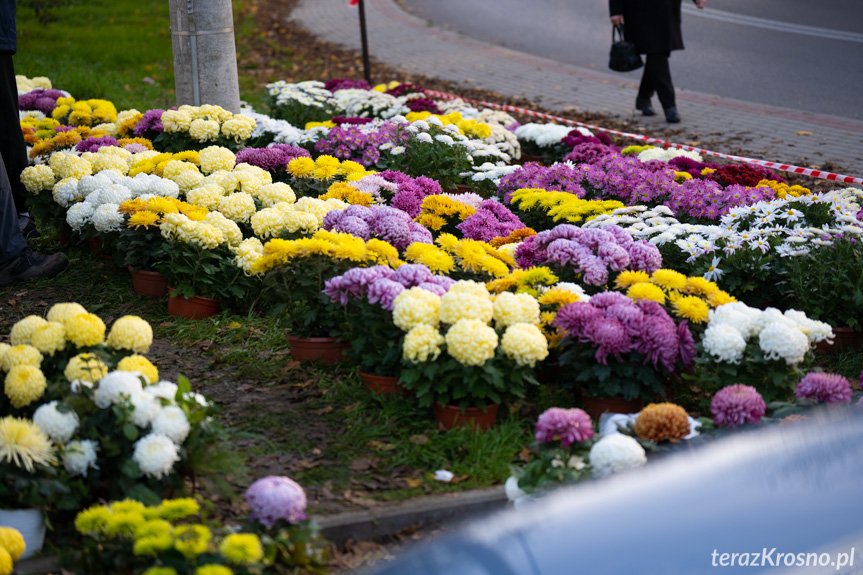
[[134, 108, 165, 137], [75, 135, 119, 153], [795, 372, 853, 404], [535, 407, 594, 448], [711, 384, 766, 428], [246, 476, 308, 527]]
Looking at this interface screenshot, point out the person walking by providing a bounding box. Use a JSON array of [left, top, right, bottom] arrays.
[[610, 0, 707, 123], [1, 0, 39, 238]]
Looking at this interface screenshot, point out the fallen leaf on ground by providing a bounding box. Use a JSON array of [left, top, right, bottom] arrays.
[[311, 406, 334, 415], [796, 130, 813, 136], [409, 434, 429, 445]]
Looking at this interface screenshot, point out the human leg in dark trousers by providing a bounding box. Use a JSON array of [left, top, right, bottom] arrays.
[[0, 152, 67, 287], [637, 52, 680, 122], [0, 51, 39, 237]]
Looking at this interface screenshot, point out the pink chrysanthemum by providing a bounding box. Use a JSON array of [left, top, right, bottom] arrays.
[[245, 476, 308, 527], [535, 407, 594, 448], [795, 372, 853, 404], [710, 384, 766, 428]]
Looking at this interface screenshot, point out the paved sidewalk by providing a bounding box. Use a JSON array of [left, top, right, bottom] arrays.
[[290, 0, 863, 180]]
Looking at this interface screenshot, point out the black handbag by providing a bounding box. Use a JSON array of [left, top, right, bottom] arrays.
[[609, 24, 643, 72]]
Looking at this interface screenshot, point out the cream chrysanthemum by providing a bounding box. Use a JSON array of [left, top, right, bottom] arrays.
[[256, 182, 296, 207], [199, 146, 236, 174], [9, 316, 48, 346], [30, 322, 66, 356], [500, 323, 548, 367], [186, 184, 225, 210], [205, 211, 243, 246], [392, 288, 441, 331], [402, 324, 445, 363], [439, 292, 494, 325], [589, 434, 647, 478], [493, 292, 541, 328], [47, 302, 88, 326], [20, 165, 54, 193], [5, 365, 47, 408], [445, 319, 498, 367], [64, 353, 109, 384], [2, 345, 43, 372], [65, 313, 106, 347], [106, 316, 153, 354], [447, 280, 490, 299], [217, 192, 256, 223]]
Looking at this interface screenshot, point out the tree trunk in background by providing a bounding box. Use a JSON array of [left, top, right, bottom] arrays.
[[169, 0, 241, 113]]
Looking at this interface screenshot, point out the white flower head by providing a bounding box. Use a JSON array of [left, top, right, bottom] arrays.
[[702, 323, 747, 364], [33, 401, 80, 443], [94, 370, 145, 409], [62, 439, 99, 477], [129, 390, 163, 428], [589, 434, 647, 478], [133, 433, 180, 479], [151, 405, 191, 444]]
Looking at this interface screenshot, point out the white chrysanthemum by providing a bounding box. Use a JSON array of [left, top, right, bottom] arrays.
[[504, 475, 528, 503], [702, 323, 747, 364], [124, 173, 153, 196], [783, 310, 834, 344], [52, 177, 82, 208], [33, 400, 79, 443], [148, 178, 180, 198], [128, 390, 163, 428], [553, 282, 590, 301], [95, 183, 132, 206], [493, 292, 541, 327], [93, 371, 145, 408], [589, 434, 647, 478], [708, 302, 761, 339], [217, 192, 256, 223], [151, 406, 191, 444], [91, 203, 124, 233], [21, 164, 55, 193], [144, 380, 180, 401], [199, 146, 236, 174], [66, 201, 96, 231], [62, 439, 99, 477], [255, 182, 296, 207], [77, 173, 112, 197], [133, 433, 180, 479], [759, 321, 809, 364]]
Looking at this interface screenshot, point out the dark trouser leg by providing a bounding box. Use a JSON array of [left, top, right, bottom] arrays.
[[644, 52, 676, 110], [636, 59, 655, 106], [0, 153, 28, 264], [0, 51, 30, 214]]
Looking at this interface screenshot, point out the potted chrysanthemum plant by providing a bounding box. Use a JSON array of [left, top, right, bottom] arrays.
[[394, 281, 549, 430]]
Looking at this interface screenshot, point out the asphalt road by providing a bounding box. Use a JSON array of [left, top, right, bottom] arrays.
[[398, 0, 863, 120]]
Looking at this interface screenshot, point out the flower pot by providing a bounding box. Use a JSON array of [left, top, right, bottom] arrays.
[[582, 395, 645, 421], [130, 268, 168, 298], [0, 508, 45, 559], [360, 372, 406, 395], [452, 183, 473, 194], [287, 335, 348, 365], [815, 327, 863, 355], [519, 152, 545, 165], [167, 292, 222, 319], [432, 403, 499, 431]]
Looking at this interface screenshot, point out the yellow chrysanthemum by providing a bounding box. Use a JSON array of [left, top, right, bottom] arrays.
[[538, 288, 580, 307], [707, 290, 736, 308], [402, 324, 445, 363], [1, 345, 43, 371], [392, 287, 441, 331], [500, 323, 549, 367], [74, 505, 112, 535], [0, 527, 26, 561], [157, 498, 200, 521], [174, 524, 212, 559], [146, 196, 181, 215], [219, 533, 264, 565], [404, 243, 455, 274], [5, 366, 47, 408], [672, 295, 710, 324], [30, 322, 66, 356], [134, 533, 175, 556], [64, 353, 109, 383], [445, 319, 498, 367], [9, 315, 48, 346], [194, 566, 232, 575], [110, 499, 147, 515], [686, 276, 720, 297], [650, 269, 688, 291], [134, 518, 173, 541], [104, 511, 146, 538], [0, 416, 56, 473], [0, 544, 11, 575], [46, 302, 88, 326], [614, 270, 651, 289], [117, 355, 159, 384], [106, 316, 153, 354], [287, 157, 316, 178], [65, 313, 106, 347], [127, 211, 161, 229], [626, 282, 667, 305]]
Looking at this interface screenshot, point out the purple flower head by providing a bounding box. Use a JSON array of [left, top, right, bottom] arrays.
[[323, 266, 395, 305], [391, 188, 424, 218], [597, 242, 631, 272], [372, 211, 412, 249], [634, 312, 680, 371], [553, 301, 604, 339], [458, 199, 525, 243], [362, 146, 381, 166], [367, 278, 406, 311], [246, 476, 308, 527], [332, 116, 374, 126], [563, 142, 615, 164], [711, 384, 766, 428], [514, 235, 543, 269], [589, 291, 631, 309], [626, 241, 663, 274], [585, 317, 632, 364], [407, 221, 434, 245], [604, 302, 645, 337], [416, 282, 447, 296], [236, 144, 310, 172], [385, 82, 423, 97], [75, 135, 119, 153], [405, 98, 441, 114], [677, 320, 697, 370], [325, 78, 371, 92], [134, 109, 164, 137], [393, 263, 434, 287], [336, 216, 372, 240], [795, 372, 853, 404], [424, 274, 456, 291], [535, 407, 594, 447], [54, 125, 76, 133], [123, 143, 147, 153]]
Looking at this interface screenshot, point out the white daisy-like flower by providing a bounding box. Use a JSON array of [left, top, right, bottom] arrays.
[[33, 401, 79, 443], [62, 439, 99, 477], [133, 433, 180, 479], [390, 146, 406, 155]]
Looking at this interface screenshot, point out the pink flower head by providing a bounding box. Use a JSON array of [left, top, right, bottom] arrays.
[[535, 407, 594, 447], [711, 384, 766, 428], [795, 372, 853, 405], [246, 476, 308, 527]]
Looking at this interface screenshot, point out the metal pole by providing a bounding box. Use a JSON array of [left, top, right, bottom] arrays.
[[358, 0, 372, 85]]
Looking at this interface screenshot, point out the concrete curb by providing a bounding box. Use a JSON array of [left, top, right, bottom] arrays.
[[314, 486, 508, 547]]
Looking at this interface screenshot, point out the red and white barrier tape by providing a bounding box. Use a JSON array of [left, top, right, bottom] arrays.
[[423, 89, 863, 186]]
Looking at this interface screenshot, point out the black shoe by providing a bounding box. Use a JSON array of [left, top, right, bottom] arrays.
[[0, 248, 68, 288], [665, 108, 681, 123], [635, 99, 656, 116], [18, 215, 40, 240]]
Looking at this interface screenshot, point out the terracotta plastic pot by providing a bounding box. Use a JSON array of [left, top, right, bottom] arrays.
[[582, 395, 645, 421], [519, 152, 545, 165], [167, 292, 222, 319], [432, 403, 499, 431], [130, 268, 168, 298], [452, 183, 473, 194], [359, 372, 407, 395], [815, 327, 863, 355], [287, 335, 349, 364]]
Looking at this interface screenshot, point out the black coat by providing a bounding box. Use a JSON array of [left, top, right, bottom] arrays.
[[0, 0, 15, 53], [609, 0, 684, 54]]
